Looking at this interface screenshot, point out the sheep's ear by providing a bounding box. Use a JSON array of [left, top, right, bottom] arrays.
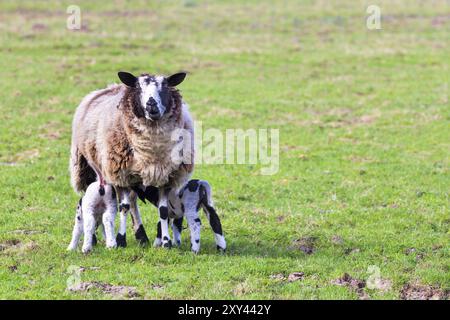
[[167, 72, 186, 87], [118, 71, 137, 87]]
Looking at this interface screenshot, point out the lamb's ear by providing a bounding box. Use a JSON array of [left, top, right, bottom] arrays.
[[118, 71, 137, 87], [167, 72, 186, 87]]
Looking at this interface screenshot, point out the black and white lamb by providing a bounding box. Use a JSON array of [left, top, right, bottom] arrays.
[[134, 179, 226, 253]]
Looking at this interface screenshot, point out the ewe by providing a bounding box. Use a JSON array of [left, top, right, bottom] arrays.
[[70, 72, 194, 248]]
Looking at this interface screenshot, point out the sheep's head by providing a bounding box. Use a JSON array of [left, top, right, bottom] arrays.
[[118, 71, 186, 121]]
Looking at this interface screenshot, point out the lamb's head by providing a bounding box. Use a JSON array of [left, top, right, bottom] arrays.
[[118, 71, 186, 121]]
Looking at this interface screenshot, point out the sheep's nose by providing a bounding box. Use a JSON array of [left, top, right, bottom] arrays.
[[146, 105, 159, 115], [146, 97, 157, 108], [146, 98, 159, 113], [146, 98, 160, 119]]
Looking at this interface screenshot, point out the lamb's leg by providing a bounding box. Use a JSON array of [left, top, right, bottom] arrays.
[[200, 183, 226, 252], [92, 221, 103, 246], [100, 223, 106, 240], [117, 209, 127, 248], [102, 205, 117, 249], [116, 187, 131, 247], [81, 206, 96, 254], [172, 216, 183, 247], [153, 221, 162, 247], [203, 204, 226, 252], [67, 199, 83, 251], [186, 211, 201, 254], [158, 189, 172, 248], [129, 191, 150, 246]]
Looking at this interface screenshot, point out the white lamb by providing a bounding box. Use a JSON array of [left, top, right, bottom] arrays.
[[67, 181, 117, 253]]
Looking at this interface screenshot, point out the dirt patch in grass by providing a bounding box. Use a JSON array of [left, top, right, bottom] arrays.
[[290, 236, 317, 254], [0, 239, 21, 251], [331, 235, 344, 245], [404, 247, 426, 261], [0, 239, 39, 253], [369, 278, 393, 292], [287, 272, 305, 282], [270, 273, 286, 281], [270, 272, 304, 282], [79, 266, 101, 272], [10, 229, 45, 235], [38, 120, 67, 141], [31, 23, 48, 32], [233, 281, 252, 296], [9, 149, 40, 163], [400, 282, 448, 300], [69, 281, 140, 299], [431, 15, 450, 27], [150, 284, 164, 290], [331, 273, 368, 300], [8, 265, 18, 272], [344, 247, 360, 255]]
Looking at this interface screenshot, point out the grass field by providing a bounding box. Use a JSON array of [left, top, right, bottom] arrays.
[[0, 0, 448, 299]]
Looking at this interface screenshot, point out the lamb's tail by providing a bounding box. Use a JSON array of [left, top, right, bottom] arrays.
[[69, 145, 96, 194], [198, 181, 213, 208]]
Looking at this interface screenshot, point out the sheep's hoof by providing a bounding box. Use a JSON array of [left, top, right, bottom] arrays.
[[106, 239, 117, 249], [82, 246, 92, 254], [116, 233, 127, 248], [162, 240, 172, 249], [190, 243, 200, 254], [153, 238, 162, 247], [135, 225, 149, 247], [217, 245, 226, 254]]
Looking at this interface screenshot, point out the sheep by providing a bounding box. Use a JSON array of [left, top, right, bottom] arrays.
[[133, 179, 226, 253], [69, 71, 194, 248], [67, 181, 117, 253]]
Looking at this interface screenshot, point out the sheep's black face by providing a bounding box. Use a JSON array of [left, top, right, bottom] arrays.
[[118, 71, 186, 121]]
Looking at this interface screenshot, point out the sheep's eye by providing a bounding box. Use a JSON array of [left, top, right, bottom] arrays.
[[160, 87, 170, 103]]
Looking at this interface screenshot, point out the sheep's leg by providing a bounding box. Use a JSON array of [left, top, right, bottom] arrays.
[[158, 189, 172, 248], [203, 204, 226, 252], [100, 223, 106, 240], [81, 206, 96, 254], [186, 210, 201, 254], [117, 210, 127, 248], [129, 191, 150, 246], [200, 182, 226, 252], [172, 216, 183, 247], [153, 221, 162, 247], [92, 221, 103, 246], [67, 199, 83, 251], [115, 187, 131, 247], [102, 205, 117, 249]]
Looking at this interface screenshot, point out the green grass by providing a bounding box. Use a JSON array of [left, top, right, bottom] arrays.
[[0, 0, 448, 299]]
